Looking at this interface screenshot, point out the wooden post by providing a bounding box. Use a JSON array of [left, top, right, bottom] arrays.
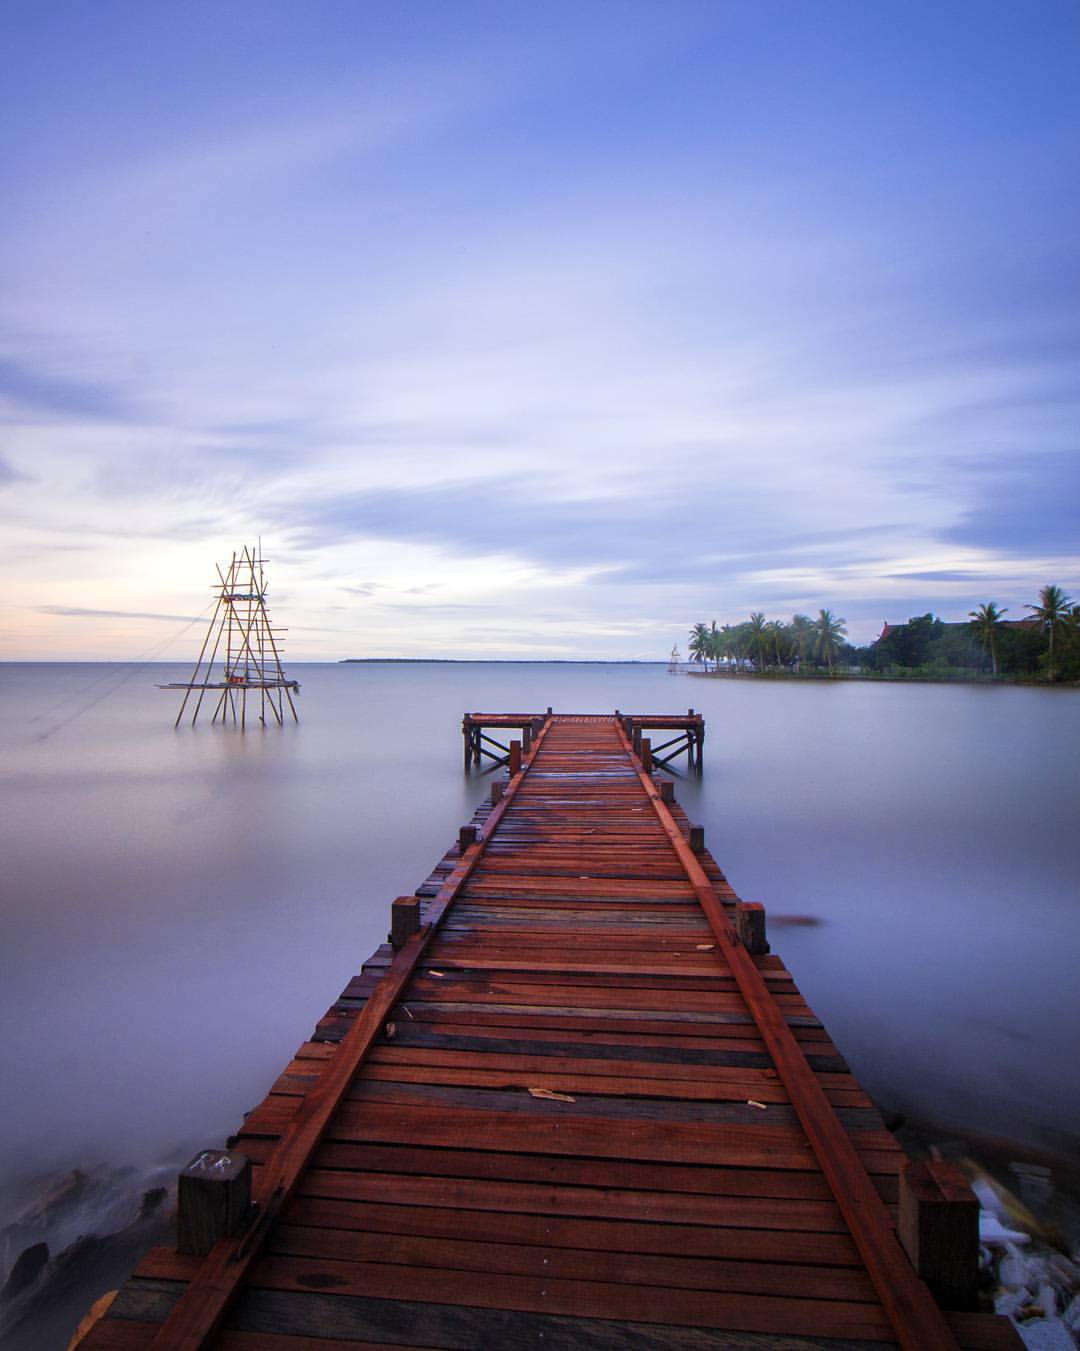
[[688, 824, 705, 853], [632, 726, 641, 754], [898, 1160, 980, 1310], [459, 824, 477, 852], [490, 781, 504, 803], [658, 779, 675, 802], [390, 896, 421, 950], [177, 1150, 251, 1256], [509, 740, 522, 775], [736, 901, 769, 954], [640, 736, 652, 773], [546, 706, 553, 717], [463, 722, 471, 771], [522, 723, 532, 754]]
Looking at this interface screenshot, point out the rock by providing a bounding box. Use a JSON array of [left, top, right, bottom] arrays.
[[982, 1211, 1032, 1246], [1010, 1162, 1055, 1208], [995, 1286, 1033, 1318], [1035, 1282, 1059, 1319], [999, 1242, 1033, 1288], [1, 1242, 49, 1301], [51, 1235, 105, 1280], [139, 1187, 167, 1218], [1063, 1293, 1080, 1333]]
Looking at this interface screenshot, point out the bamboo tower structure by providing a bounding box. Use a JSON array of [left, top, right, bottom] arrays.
[[161, 545, 299, 728]]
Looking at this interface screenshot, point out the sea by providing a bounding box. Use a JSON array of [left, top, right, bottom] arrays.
[[1, 660, 1077, 1348]]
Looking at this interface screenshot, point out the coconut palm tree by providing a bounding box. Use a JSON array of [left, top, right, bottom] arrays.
[[747, 612, 770, 669], [688, 622, 711, 669], [968, 602, 1007, 676], [813, 609, 847, 671], [1026, 584, 1073, 678], [790, 614, 815, 669], [768, 619, 789, 668]]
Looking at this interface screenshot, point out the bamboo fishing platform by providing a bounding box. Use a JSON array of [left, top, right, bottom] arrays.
[[84, 713, 1019, 1351]]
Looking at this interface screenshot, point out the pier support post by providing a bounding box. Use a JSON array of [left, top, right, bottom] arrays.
[[640, 737, 652, 773], [736, 902, 769, 955], [522, 724, 532, 754], [390, 896, 421, 950], [898, 1160, 980, 1310], [509, 740, 522, 776], [177, 1150, 251, 1256], [688, 824, 705, 853], [459, 824, 477, 852], [658, 779, 675, 803], [490, 781, 504, 804]]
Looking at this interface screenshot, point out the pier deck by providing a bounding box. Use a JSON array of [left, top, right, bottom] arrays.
[[85, 713, 1018, 1350]]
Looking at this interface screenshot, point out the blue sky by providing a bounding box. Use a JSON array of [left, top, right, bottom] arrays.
[[2, 1, 1077, 658]]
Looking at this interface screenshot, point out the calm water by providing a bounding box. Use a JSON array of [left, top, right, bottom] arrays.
[[1, 661, 1077, 1341]]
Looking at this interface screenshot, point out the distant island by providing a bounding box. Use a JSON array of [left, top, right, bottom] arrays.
[[685, 584, 1078, 683], [339, 658, 666, 665]]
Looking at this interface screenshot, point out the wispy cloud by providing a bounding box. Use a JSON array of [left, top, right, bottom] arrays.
[[1, 3, 1078, 657], [0, 354, 136, 422], [36, 606, 203, 623]]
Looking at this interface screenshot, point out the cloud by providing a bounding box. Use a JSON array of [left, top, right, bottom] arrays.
[[941, 450, 1080, 557], [886, 570, 985, 583], [0, 452, 26, 484], [0, 355, 135, 422], [37, 605, 202, 623]]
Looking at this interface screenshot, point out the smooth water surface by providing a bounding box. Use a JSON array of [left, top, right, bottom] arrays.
[[1, 662, 1077, 1338]]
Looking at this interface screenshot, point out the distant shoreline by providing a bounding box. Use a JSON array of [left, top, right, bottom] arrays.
[[685, 668, 1078, 688], [338, 658, 668, 665]]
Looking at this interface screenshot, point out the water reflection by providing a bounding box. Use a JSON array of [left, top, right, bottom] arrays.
[[1, 663, 1077, 1341]]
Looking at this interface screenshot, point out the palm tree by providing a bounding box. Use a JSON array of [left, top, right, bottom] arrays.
[[813, 609, 847, 671], [768, 619, 788, 668], [747, 612, 770, 669], [790, 614, 815, 669], [968, 602, 1007, 676], [688, 622, 711, 669], [1027, 584, 1073, 678], [706, 624, 726, 671]]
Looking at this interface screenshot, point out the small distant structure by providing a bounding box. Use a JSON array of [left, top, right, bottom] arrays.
[[668, 644, 681, 673], [160, 544, 299, 728]]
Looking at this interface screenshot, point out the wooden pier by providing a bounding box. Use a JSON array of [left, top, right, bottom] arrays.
[[83, 713, 1018, 1351]]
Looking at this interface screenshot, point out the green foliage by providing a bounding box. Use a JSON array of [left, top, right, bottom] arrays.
[[1027, 584, 1074, 679], [686, 584, 1079, 682]]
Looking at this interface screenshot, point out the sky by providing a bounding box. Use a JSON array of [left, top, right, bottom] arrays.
[[1, 0, 1078, 660]]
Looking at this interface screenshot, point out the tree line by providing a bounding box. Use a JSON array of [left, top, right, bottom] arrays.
[[686, 585, 1078, 681]]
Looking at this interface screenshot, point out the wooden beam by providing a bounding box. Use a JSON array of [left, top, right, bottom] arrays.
[[612, 717, 960, 1351], [899, 1161, 980, 1311]]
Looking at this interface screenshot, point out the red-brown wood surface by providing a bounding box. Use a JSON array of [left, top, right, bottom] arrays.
[[88, 713, 1018, 1351]]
